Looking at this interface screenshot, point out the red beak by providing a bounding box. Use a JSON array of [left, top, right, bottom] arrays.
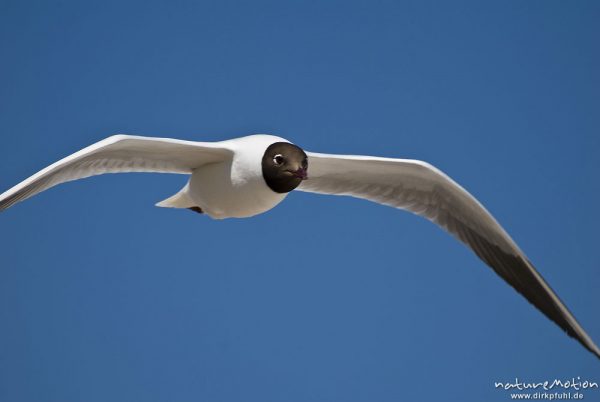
[[291, 167, 308, 180]]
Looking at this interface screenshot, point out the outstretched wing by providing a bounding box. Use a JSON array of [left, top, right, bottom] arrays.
[[0, 135, 232, 211], [298, 151, 600, 359]]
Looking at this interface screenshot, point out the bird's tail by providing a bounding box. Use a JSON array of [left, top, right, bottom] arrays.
[[155, 183, 196, 209]]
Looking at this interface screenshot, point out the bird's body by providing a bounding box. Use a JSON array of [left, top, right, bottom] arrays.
[[158, 135, 290, 218], [188, 159, 284, 218], [1, 133, 599, 360]]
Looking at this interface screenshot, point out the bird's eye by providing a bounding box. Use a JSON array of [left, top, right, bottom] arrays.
[[273, 154, 284, 165], [302, 159, 308, 169]]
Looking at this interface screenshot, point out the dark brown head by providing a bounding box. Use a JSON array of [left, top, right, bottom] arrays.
[[261, 142, 308, 193]]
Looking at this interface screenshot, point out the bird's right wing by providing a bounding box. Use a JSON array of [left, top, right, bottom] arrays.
[[298, 152, 600, 359], [0, 135, 233, 211]]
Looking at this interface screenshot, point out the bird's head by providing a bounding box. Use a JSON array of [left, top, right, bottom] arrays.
[[261, 142, 308, 193]]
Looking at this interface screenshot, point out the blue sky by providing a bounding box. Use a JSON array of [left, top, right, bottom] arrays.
[[1, 1, 599, 401]]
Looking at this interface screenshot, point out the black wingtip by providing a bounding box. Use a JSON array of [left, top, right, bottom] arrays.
[[459, 225, 600, 361]]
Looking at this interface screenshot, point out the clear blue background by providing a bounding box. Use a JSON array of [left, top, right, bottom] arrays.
[[1, 1, 598, 401]]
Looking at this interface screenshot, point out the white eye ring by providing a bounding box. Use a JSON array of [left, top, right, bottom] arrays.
[[273, 154, 284, 165]]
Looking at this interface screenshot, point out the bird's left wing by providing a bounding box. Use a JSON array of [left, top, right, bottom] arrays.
[[297, 151, 600, 359], [0, 135, 232, 211]]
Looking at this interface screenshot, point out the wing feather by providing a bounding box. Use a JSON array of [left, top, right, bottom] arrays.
[[298, 152, 600, 359], [0, 135, 232, 211]]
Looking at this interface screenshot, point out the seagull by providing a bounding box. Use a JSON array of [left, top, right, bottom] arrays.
[[1, 133, 598, 359]]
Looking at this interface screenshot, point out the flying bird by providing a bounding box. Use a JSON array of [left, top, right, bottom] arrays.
[[1, 134, 598, 359]]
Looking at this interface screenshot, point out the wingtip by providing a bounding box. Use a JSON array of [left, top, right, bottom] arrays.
[[565, 322, 600, 361], [588, 342, 600, 361]]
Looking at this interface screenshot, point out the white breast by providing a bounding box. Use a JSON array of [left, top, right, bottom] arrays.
[[187, 135, 290, 219]]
